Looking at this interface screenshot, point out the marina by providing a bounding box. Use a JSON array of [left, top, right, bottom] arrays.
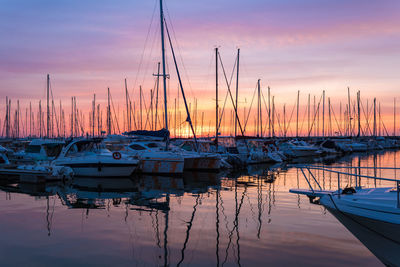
[[1, 0, 400, 266], [0, 149, 399, 266]]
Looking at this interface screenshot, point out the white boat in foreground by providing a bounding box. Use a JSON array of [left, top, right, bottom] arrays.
[[53, 139, 138, 177], [290, 165, 400, 265]]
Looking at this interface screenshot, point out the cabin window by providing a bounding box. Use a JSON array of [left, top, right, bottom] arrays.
[[181, 144, 192, 151], [26, 145, 41, 153], [129, 144, 146, 150], [146, 143, 158, 148], [44, 144, 63, 157]]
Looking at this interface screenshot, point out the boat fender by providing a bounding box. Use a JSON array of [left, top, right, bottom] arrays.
[[342, 187, 356, 195], [113, 152, 122, 160]]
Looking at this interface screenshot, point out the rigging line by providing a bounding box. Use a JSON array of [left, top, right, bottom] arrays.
[[132, 0, 158, 97], [49, 81, 60, 136], [307, 94, 323, 137], [275, 110, 285, 137], [142, 90, 152, 130], [217, 51, 246, 137], [260, 89, 269, 136], [330, 103, 343, 136], [109, 92, 121, 133], [164, 18, 199, 147], [284, 98, 297, 136], [379, 109, 390, 136], [217, 54, 238, 131], [139, 24, 160, 92], [360, 99, 372, 135], [164, 1, 195, 97], [243, 83, 258, 133], [298, 98, 309, 136]]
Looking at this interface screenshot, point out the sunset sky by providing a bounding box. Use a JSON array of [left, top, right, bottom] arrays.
[[1, 0, 400, 136]]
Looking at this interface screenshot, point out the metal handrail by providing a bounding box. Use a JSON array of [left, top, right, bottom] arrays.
[[311, 165, 400, 170], [297, 165, 399, 183], [296, 165, 400, 207]]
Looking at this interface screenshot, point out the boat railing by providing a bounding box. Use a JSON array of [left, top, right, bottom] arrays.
[[294, 165, 400, 207]]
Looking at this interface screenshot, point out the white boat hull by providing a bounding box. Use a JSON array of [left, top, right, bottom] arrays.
[[183, 156, 221, 172], [54, 158, 138, 177], [139, 158, 184, 175]]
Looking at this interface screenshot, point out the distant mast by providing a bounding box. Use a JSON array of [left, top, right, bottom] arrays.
[[47, 74, 50, 138]]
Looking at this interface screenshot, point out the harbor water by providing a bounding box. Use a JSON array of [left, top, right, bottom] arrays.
[[1, 150, 399, 266]]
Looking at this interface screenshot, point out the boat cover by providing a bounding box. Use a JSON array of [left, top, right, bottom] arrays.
[[123, 128, 170, 139]]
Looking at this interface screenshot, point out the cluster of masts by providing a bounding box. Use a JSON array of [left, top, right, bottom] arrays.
[[2, 71, 397, 140]]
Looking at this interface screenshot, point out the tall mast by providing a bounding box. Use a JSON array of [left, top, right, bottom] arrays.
[[17, 100, 20, 138], [394, 97, 396, 136], [328, 97, 332, 136], [125, 78, 130, 131], [257, 79, 260, 137], [215, 47, 218, 151], [296, 90, 299, 137], [29, 101, 32, 137], [107, 88, 111, 135], [5, 97, 9, 138], [373, 97, 376, 137], [39, 100, 42, 138], [155, 62, 160, 130], [272, 96, 275, 137], [93, 94, 96, 137], [159, 0, 169, 149], [283, 104, 286, 138], [140, 86, 143, 130], [347, 87, 351, 137], [71, 97, 74, 137], [307, 94, 310, 138], [235, 48, 240, 137], [268, 86, 271, 137], [46, 74, 50, 138], [59, 100, 62, 137], [322, 90, 325, 137], [357, 91, 361, 137]]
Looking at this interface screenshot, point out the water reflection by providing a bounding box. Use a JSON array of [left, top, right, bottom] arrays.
[[2, 151, 400, 265]]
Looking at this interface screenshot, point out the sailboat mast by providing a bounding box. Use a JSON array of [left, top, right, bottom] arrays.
[[159, 0, 169, 149], [215, 47, 218, 151], [373, 97, 376, 137], [322, 90, 325, 137], [235, 48, 240, 137], [107, 88, 111, 135], [46, 74, 50, 138], [307, 94, 310, 138], [257, 79, 260, 137], [347, 87, 351, 137], [296, 90, 299, 137], [155, 62, 160, 130], [394, 97, 396, 136], [357, 91, 361, 137], [125, 78, 130, 131]]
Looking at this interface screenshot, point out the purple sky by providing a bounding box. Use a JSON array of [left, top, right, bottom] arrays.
[[1, 0, 400, 134]]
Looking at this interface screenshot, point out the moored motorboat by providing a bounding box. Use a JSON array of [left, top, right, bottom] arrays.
[[126, 140, 184, 175], [53, 139, 138, 177]]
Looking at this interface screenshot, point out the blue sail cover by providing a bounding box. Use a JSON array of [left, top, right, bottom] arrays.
[[123, 128, 170, 139]]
